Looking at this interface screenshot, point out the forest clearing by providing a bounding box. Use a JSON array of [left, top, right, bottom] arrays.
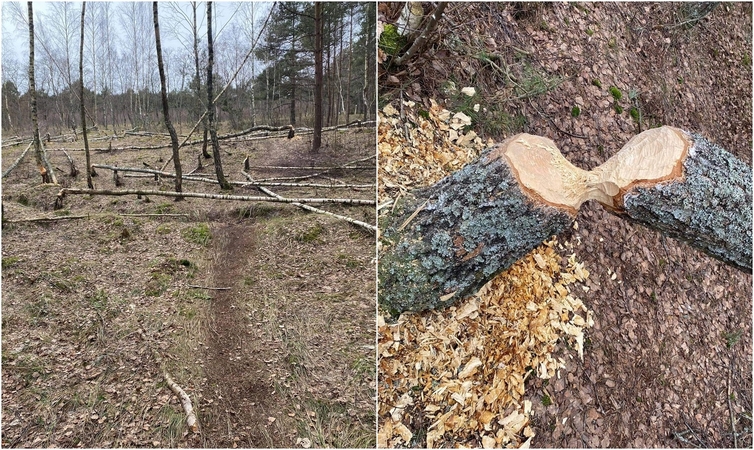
[[2, 126, 376, 448], [2, 1, 376, 448]]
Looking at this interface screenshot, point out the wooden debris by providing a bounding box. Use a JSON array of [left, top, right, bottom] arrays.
[[1, 141, 33, 178], [378, 238, 593, 448], [92, 164, 372, 189], [242, 171, 376, 233], [55, 188, 375, 209], [188, 284, 231, 291], [138, 328, 199, 433], [62, 150, 79, 177]]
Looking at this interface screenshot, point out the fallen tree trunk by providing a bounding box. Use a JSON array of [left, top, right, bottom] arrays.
[[2, 141, 33, 178], [379, 126, 752, 314], [55, 187, 375, 209], [246, 164, 374, 171], [242, 171, 376, 233], [92, 164, 373, 189]]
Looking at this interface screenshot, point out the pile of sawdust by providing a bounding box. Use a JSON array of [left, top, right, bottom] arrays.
[[378, 99, 594, 448], [378, 97, 493, 203], [378, 238, 592, 448]]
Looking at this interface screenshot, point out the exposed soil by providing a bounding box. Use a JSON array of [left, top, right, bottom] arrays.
[[1, 126, 376, 448], [378, 2, 751, 448]]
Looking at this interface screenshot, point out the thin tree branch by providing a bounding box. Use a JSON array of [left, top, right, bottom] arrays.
[[392, 3, 448, 66]]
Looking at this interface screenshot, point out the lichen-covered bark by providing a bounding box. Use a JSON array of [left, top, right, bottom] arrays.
[[378, 145, 575, 315], [622, 134, 752, 272]]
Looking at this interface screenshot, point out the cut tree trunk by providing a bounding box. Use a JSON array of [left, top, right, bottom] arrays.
[[379, 126, 752, 315]]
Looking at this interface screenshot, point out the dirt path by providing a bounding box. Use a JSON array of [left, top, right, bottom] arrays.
[[195, 222, 284, 447]]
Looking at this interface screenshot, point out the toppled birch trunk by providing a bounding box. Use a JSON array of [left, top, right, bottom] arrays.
[[2, 141, 33, 178], [242, 170, 376, 233], [55, 188, 376, 209], [379, 126, 752, 314]]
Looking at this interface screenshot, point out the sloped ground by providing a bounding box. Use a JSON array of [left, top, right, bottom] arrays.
[[378, 2, 751, 448], [1, 126, 376, 448]]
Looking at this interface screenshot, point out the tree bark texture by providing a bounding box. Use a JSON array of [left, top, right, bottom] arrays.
[[378, 143, 575, 315], [153, 2, 183, 196], [620, 133, 751, 272], [79, 2, 93, 188], [312, 2, 323, 152], [379, 128, 752, 315], [206, 2, 231, 190], [193, 2, 211, 160], [28, 2, 56, 184]]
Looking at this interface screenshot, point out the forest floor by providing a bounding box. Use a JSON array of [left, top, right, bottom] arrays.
[[378, 2, 751, 448], [1, 126, 376, 447]]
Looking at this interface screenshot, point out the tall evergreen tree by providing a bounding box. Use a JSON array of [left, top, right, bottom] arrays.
[[312, 2, 323, 152]]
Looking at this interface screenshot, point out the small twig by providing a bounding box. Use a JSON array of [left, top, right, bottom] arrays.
[[728, 360, 738, 448], [528, 99, 588, 139], [188, 285, 231, 291], [398, 199, 429, 231], [377, 200, 395, 212]]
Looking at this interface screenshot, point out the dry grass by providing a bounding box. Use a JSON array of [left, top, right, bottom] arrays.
[[1, 124, 376, 448]]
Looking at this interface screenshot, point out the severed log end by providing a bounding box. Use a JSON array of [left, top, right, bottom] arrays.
[[54, 189, 67, 210], [524, 126, 751, 271], [39, 166, 51, 184], [619, 132, 752, 272], [380, 126, 752, 314], [378, 143, 575, 315]]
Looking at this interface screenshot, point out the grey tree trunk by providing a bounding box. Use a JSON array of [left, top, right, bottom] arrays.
[[79, 2, 93, 189], [379, 130, 752, 315], [192, 2, 210, 160], [206, 2, 231, 190], [153, 1, 182, 197], [378, 143, 576, 315], [28, 2, 56, 184], [312, 2, 323, 153], [620, 133, 751, 272]]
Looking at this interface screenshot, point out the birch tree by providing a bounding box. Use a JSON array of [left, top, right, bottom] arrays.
[[206, 2, 230, 190], [153, 2, 183, 196], [79, 2, 93, 188], [28, 2, 56, 184]]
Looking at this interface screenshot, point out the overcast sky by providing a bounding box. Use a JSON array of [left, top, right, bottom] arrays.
[[1, 1, 273, 93]]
